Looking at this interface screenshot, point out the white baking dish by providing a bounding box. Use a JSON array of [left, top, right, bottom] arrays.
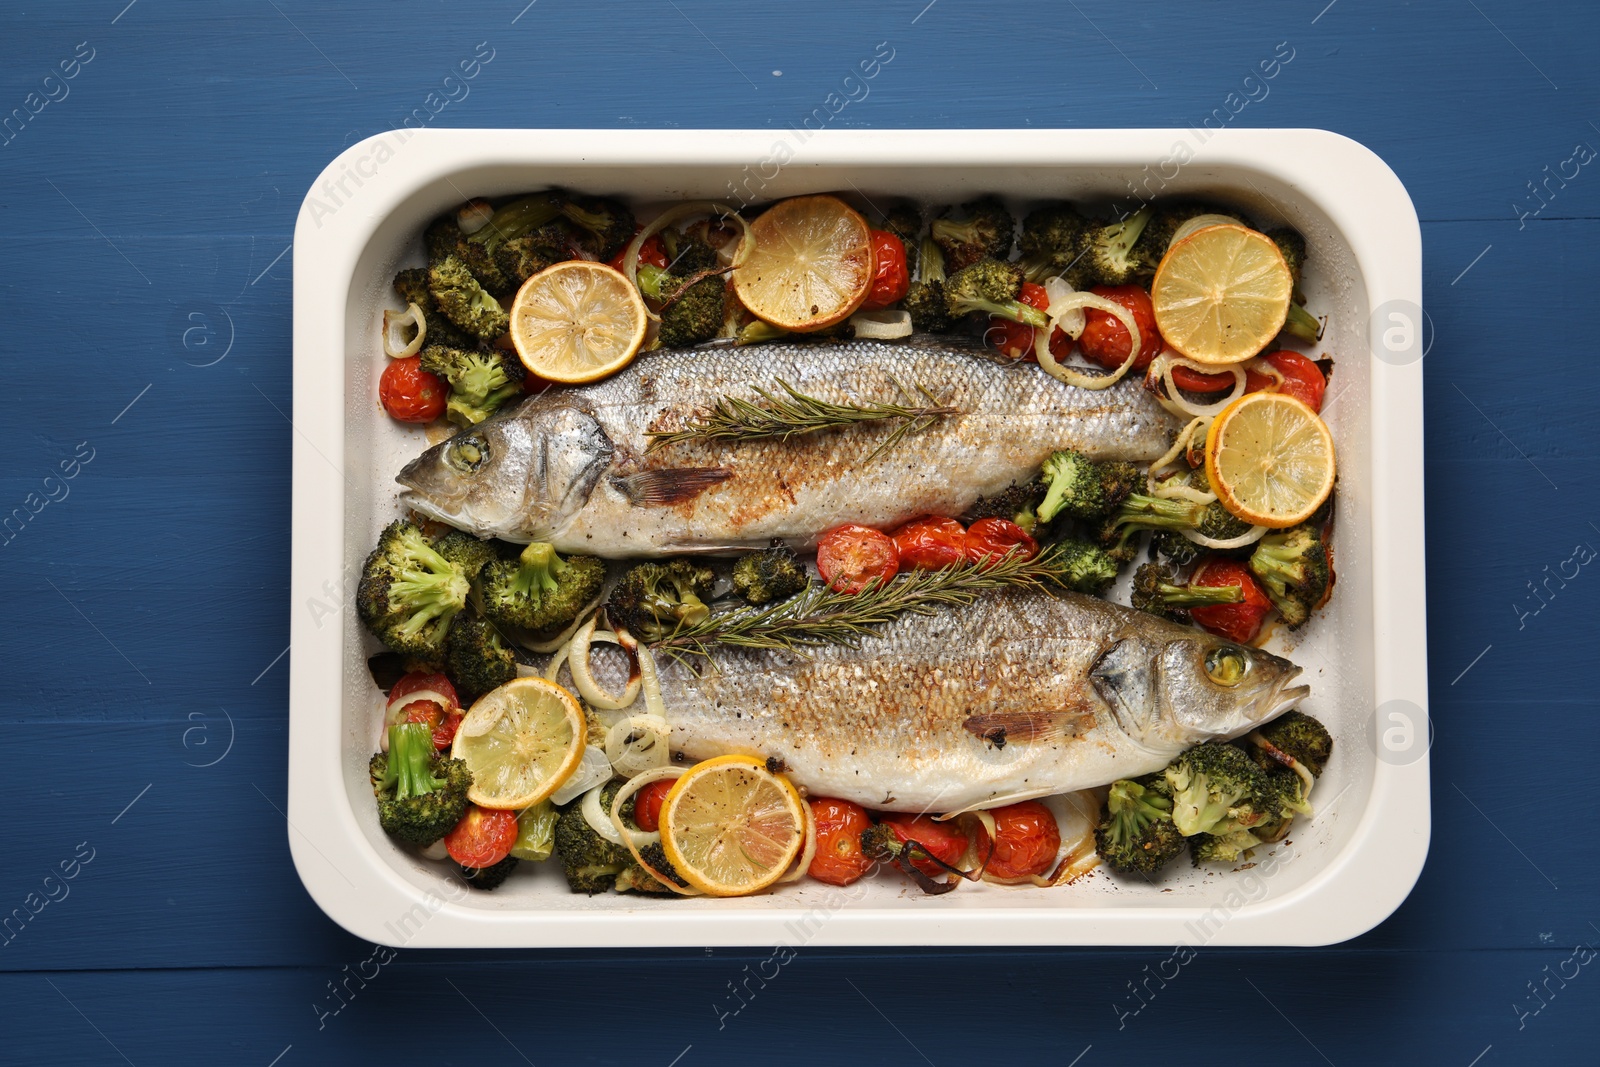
[[288, 129, 1427, 947]]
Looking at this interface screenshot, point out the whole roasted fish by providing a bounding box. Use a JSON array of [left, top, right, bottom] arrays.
[[653, 587, 1309, 812], [398, 337, 1180, 556]]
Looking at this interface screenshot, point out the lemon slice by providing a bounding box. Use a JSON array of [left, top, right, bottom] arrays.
[[1205, 391, 1336, 528], [733, 195, 873, 332], [659, 754, 806, 897], [509, 261, 648, 384], [1151, 224, 1292, 365], [451, 677, 586, 809]]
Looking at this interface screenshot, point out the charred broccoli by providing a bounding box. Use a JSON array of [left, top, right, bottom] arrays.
[[607, 559, 716, 641], [1132, 201, 1231, 269], [637, 264, 725, 349], [554, 781, 632, 894], [962, 480, 1046, 532], [930, 196, 1014, 271], [1266, 227, 1307, 294], [617, 842, 688, 894], [1150, 529, 1201, 568], [1190, 827, 1263, 865], [1035, 449, 1142, 525], [1250, 711, 1333, 778], [393, 267, 475, 349], [904, 238, 953, 333], [433, 530, 498, 582], [660, 227, 721, 275], [1248, 523, 1332, 628], [731, 545, 809, 605], [1163, 741, 1269, 838], [1131, 562, 1244, 623], [479, 541, 606, 635], [883, 200, 923, 273], [428, 254, 510, 342], [458, 856, 519, 890], [944, 258, 1048, 326], [1018, 202, 1090, 284], [1098, 478, 1253, 564], [1079, 206, 1154, 287], [444, 611, 518, 703], [561, 194, 637, 259], [1283, 302, 1324, 344], [357, 520, 472, 658], [1095, 774, 1186, 876], [418, 343, 526, 427], [1050, 538, 1122, 594], [368, 721, 472, 846]]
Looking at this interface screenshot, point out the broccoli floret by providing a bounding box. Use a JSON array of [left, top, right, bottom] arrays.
[[660, 227, 721, 275], [444, 611, 518, 703], [458, 855, 519, 890], [428, 254, 510, 342], [1098, 480, 1253, 563], [1282, 302, 1323, 344], [1080, 206, 1154, 287], [883, 200, 923, 273], [357, 520, 472, 658], [606, 559, 716, 641], [616, 842, 688, 894], [475, 194, 566, 254], [962, 480, 1046, 531], [944, 258, 1048, 327], [1251, 711, 1334, 778], [553, 781, 633, 894], [930, 196, 1014, 271], [1035, 449, 1141, 525], [1018, 202, 1091, 284], [368, 721, 472, 846], [1130, 562, 1244, 624], [731, 546, 809, 605], [1266, 227, 1307, 293], [1163, 742, 1269, 837], [479, 542, 606, 634], [1248, 524, 1332, 629], [636, 265, 726, 349], [419, 344, 527, 427], [561, 195, 637, 259], [493, 222, 584, 285], [393, 267, 476, 350], [1151, 529, 1201, 568], [1051, 538, 1121, 594], [904, 238, 953, 333], [1132, 201, 1229, 269], [433, 530, 498, 581], [429, 207, 522, 295], [1190, 826, 1262, 865], [1095, 774, 1187, 875]]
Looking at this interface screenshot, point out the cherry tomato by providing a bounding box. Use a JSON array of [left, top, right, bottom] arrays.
[[973, 801, 1061, 880], [389, 672, 460, 709], [1167, 362, 1275, 395], [807, 797, 875, 886], [444, 805, 519, 868], [605, 232, 668, 273], [964, 517, 1039, 567], [1076, 285, 1163, 371], [1260, 350, 1326, 412], [860, 230, 911, 310], [380, 356, 448, 423], [632, 779, 674, 834], [1189, 557, 1274, 644], [876, 813, 969, 878], [987, 282, 1051, 360], [816, 524, 899, 594], [891, 516, 967, 571]]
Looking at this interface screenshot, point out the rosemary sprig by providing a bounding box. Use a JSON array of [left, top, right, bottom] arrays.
[[652, 544, 1079, 658], [645, 378, 957, 454]]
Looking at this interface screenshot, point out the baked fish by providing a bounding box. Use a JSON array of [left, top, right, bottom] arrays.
[[654, 587, 1309, 813], [398, 337, 1180, 556]]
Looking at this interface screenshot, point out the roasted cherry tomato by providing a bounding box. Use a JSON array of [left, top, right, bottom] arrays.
[[1189, 557, 1274, 644], [444, 805, 519, 868], [973, 801, 1061, 880], [606, 232, 668, 273], [987, 282, 1051, 360], [1074, 285, 1163, 371], [964, 517, 1039, 567], [816, 524, 899, 594], [891, 516, 968, 571], [807, 797, 875, 886], [389, 672, 460, 709], [1259, 350, 1327, 412], [380, 355, 448, 423], [860, 230, 911, 310], [875, 813, 969, 878], [632, 779, 674, 834]]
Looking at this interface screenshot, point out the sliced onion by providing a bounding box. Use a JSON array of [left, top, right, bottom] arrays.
[[511, 594, 607, 655], [849, 309, 913, 339], [1042, 276, 1086, 339], [611, 767, 701, 895], [1170, 213, 1244, 247], [623, 201, 754, 322], [1033, 293, 1142, 390], [542, 641, 570, 683], [580, 780, 625, 844], [635, 641, 667, 720], [605, 715, 672, 778], [456, 199, 495, 235], [1159, 356, 1246, 419], [555, 745, 614, 807], [1180, 524, 1269, 550], [776, 794, 818, 884], [383, 302, 426, 358], [418, 839, 450, 862], [570, 615, 641, 710]]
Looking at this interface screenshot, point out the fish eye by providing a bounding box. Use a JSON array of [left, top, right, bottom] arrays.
[[446, 433, 488, 472], [1205, 646, 1250, 687]]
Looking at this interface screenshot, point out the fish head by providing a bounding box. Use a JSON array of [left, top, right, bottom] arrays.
[[1091, 632, 1309, 750], [396, 403, 613, 540]]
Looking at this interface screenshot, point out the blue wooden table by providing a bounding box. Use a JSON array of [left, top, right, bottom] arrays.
[[4, 1, 1596, 1062]]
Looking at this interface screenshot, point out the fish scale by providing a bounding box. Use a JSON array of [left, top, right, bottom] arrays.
[[398, 337, 1182, 555], [653, 587, 1308, 812]]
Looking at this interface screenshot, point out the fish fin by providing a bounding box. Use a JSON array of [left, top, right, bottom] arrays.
[[613, 467, 732, 507], [962, 708, 1093, 747]]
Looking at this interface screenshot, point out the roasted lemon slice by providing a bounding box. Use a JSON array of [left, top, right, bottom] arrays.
[[451, 677, 586, 809], [733, 195, 874, 332], [659, 754, 806, 896], [1151, 223, 1293, 365], [509, 260, 649, 384], [1205, 391, 1336, 528]]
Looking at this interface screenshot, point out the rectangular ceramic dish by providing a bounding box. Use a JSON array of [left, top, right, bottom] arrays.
[[288, 129, 1428, 947]]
